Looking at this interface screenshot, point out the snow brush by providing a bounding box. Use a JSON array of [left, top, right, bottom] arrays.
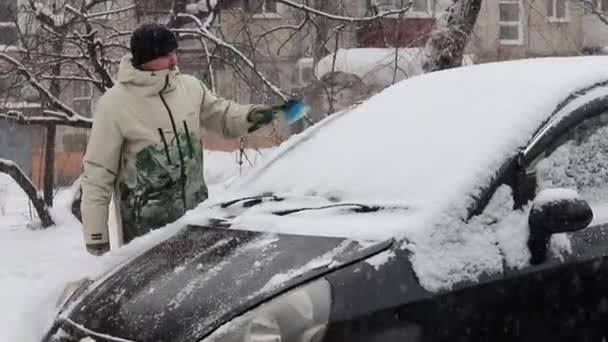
[[282, 98, 308, 124]]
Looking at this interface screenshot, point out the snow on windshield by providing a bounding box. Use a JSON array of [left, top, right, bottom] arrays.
[[232, 56, 608, 233]]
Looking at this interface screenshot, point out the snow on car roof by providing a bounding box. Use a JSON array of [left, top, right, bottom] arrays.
[[231, 56, 608, 235]]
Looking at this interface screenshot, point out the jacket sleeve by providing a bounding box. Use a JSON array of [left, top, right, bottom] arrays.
[[80, 95, 123, 245], [199, 81, 262, 138]]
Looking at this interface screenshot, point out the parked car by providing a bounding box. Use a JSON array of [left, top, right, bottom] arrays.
[[43, 56, 608, 342]]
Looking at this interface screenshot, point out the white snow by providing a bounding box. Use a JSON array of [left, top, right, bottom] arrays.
[[365, 250, 396, 270], [550, 233, 573, 261], [1, 101, 43, 109], [0, 44, 19, 52], [316, 48, 474, 89], [533, 188, 583, 206]]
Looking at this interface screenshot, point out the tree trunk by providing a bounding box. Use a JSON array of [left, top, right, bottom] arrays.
[[43, 125, 56, 206], [423, 0, 482, 73], [42, 39, 64, 207], [0, 159, 54, 228]]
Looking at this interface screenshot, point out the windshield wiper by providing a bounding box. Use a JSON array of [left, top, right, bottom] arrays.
[[219, 194, 284, 208], [272, 203, 386, 216]]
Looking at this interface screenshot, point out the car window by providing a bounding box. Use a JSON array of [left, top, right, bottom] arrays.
[[528, 112, 608, 205]]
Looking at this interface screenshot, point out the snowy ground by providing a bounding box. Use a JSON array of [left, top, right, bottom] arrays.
[[0, 150, 264, 341]]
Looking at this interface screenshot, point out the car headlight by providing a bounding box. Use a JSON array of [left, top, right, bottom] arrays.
[[206, 278, 331, 342]]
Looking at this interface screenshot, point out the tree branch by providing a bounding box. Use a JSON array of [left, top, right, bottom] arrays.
[[0, 158, 54, 228], [0, 52, 83, 118], [0, 110, 93, 128], [423, 0, 482, 72], [64, 5, 115, 90], [84, 4, 137, 19], [41, 74, 103, 87], [577, 0, 608, 26], [276, 0, 412, 22], [176, 13, 290, 101]]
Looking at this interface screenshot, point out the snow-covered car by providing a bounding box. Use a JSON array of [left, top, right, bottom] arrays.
[[43, 56, 608, 342]]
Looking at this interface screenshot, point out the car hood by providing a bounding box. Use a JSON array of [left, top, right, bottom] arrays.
[[61, 224, 392, 341]]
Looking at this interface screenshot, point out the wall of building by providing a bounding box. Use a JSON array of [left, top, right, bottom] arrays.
[[470, 0, 584, 63]]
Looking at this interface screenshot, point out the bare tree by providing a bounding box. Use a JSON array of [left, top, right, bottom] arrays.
[[423, 0, 482, 72]]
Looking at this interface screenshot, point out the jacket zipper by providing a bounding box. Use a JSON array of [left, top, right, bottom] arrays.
[[157, 128, 173, 165], [183, 121, 194, 158], [159, 75, 187, 214]]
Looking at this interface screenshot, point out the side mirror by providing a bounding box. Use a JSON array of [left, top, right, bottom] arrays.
[[528, 189, 593, 265]]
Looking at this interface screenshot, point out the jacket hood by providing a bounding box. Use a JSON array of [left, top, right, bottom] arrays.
[[117, 54, 180, 96]]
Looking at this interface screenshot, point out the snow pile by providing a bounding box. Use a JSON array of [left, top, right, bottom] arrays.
[[230, 56, 608, 290], [316, 48, 474, 89]]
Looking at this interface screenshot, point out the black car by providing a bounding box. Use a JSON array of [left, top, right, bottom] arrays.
[[43, 57, 608, 341]]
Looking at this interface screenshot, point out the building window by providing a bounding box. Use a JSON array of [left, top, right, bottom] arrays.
[[547, 0, 568, 21], [499, 0, 523, 45], [296, 57, 314, 86], [72, 81, 94, 117], [0, 0, 18, 48], [254, 0, 277, 14]]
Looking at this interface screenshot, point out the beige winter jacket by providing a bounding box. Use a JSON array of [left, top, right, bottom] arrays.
[[81, 55, 261, 246]]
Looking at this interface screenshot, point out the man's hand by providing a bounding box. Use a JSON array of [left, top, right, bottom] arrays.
[[247, 105, 278, 129], [247, 99, 305, 133], [86, 242, 110, 256]]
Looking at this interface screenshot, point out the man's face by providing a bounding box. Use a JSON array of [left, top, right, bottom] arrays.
[[142, 51, 178, 71]]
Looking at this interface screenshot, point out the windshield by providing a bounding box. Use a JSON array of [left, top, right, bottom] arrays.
[[229, 58, 608, 213]]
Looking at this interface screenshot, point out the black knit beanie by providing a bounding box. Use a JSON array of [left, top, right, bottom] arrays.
[[130, 22, 178, 68]]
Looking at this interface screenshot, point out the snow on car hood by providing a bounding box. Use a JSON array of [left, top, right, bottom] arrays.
[[230, 56, 608, 237]]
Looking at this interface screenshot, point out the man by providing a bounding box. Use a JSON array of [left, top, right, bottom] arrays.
[[81, 22, 281, 256]]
